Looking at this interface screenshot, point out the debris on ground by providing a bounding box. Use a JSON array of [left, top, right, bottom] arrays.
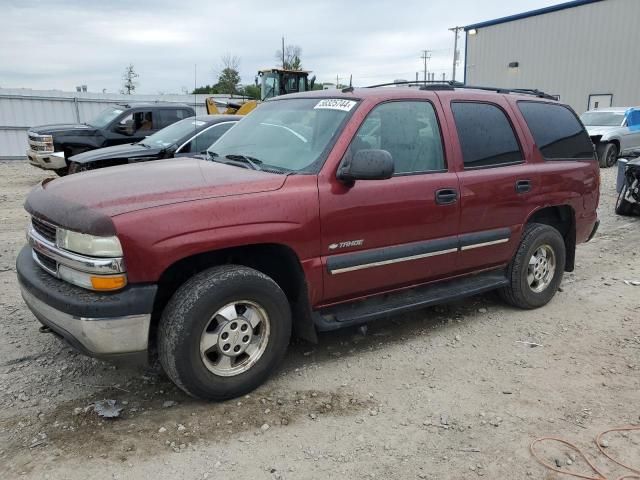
[[93, 400, 123, 419]]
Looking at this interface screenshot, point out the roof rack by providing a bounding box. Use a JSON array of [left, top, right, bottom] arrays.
[[364, 80, 558, 101]]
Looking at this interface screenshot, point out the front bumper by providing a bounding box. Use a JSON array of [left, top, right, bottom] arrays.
[[17, 246, 157, 363], [26, 149, 67, 170]]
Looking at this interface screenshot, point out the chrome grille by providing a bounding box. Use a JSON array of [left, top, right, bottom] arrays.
[[31, 217, 57, 243], [33, 249, 57, 274], [28, 132, 54, 153]]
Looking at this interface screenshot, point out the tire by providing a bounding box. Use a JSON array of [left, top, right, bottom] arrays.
[[158, 265, 292, 401], [615, 184, 635, 216], [597, 142, 618, 168], [499, 223, 566, 309], [54, 167, 69, 176]]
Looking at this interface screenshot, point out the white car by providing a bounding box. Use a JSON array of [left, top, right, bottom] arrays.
[[580, 107, 640, 168]]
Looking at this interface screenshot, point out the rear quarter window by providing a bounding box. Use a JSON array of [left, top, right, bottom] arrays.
[[517, 101, 594, 160]]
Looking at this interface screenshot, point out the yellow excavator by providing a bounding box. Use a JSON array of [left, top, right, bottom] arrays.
[[206, 68, 313, 116]]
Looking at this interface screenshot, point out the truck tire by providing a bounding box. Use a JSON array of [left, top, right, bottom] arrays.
[[68, 162, 92, 174], [54, 167, 69, 177], [498, 223, 565, 309], [158, 265, 292, 401], [615, 184, 635, 216], [597, 142, 618, 168]]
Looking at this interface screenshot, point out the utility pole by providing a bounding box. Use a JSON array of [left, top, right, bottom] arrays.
[[420, 50, 432, 82], [448, 26, 463, 82]]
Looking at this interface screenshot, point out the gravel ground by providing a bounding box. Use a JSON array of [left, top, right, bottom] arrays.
[[0, 161, 638, 480]]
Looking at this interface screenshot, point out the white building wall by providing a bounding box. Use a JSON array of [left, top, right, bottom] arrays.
[[0, 90, 243, 159], [464, 0, 640, 113]]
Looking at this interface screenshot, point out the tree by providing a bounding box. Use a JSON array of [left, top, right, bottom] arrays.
[[275, 44, 303, 70], [242, 84, 261, 100], [121, 64, 139, 94], [216, 54, 241, 95], [192, 84, 219, 94]]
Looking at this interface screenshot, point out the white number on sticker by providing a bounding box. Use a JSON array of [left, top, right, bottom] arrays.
[[314, 99, 357, 112]]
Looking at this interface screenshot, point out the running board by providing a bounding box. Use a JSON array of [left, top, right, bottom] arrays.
[[313, 270, 508, 331]]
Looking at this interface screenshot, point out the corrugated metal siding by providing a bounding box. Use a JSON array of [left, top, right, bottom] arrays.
[[0, 90, 240, 159], [465, 0, 640, 113]]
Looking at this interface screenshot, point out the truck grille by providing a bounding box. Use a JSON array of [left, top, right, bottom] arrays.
[[32, 217, 57, 243], [28, 132, 54, 153], [33, 250, 58, 274]]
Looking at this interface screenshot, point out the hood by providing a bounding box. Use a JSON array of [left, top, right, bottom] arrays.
[[29, 123, 96, 136], [70, 143, 163, 164], [24, 158, 287, 235], [585, 125, 620, 138]]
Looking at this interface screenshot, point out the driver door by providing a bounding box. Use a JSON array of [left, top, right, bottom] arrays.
[[318, 99, 460, 303]]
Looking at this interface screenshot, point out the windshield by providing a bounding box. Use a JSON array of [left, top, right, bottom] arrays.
[[208, 98, 357, 173], [89, 107, 125, 128], [580, 111, 625, 127], [140, 117, 206, 148]]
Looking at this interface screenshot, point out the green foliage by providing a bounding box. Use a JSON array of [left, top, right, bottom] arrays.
[[216, 67, 241, 95], [192, 84, 219, 94], [242, 84, 261, 100]]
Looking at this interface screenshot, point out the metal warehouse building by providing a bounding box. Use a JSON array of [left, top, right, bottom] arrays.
[[463, 0, 640, 113]]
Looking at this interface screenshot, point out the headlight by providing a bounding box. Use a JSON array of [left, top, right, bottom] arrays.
[[58, 265, 127, 291], [56, 229, 123, 257]]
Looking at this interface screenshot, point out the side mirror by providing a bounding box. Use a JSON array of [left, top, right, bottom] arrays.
[[338, 149, 394, 183], [116, 121, 134, 136]]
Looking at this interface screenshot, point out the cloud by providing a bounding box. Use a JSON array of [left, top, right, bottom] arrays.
[[0, 0, 559, 93]]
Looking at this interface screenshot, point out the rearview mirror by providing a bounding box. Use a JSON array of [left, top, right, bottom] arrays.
[[115, 121, 134, 136], [337, 149, 394, 183]]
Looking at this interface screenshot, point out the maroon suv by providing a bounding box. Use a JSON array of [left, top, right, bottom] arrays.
[[17, 85, 600, 400]]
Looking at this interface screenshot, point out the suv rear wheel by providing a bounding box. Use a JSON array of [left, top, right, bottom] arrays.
[[597, 142, 618, 168], [158, 265, 292, 400], [499, 223, 566, 309]]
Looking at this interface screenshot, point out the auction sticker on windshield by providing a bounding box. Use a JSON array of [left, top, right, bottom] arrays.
[[314, 99, 357, 112]]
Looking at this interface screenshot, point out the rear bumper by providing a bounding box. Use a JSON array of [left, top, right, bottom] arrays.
[[17, 245, 156, 363], [26, 149, 66, 170]]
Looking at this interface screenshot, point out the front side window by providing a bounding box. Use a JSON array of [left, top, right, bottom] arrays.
[[519, 102, 594, 160], [346, 101, 445, 174], [140, 117, 206, 148], [208, 98, 356, 173], [133, 111, 154, 132], [451, 102, 523, 168], [90, 107, 124, 128]]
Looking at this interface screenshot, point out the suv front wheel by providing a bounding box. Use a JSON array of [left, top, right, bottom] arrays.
[[158, 265, 292, 400], [499, 223, 566, 309]]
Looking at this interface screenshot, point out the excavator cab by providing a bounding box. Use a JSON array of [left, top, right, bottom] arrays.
[[258, 69, 312, 101]]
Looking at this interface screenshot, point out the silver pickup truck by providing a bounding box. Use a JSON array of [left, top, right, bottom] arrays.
[[580, 107, 640, 168]]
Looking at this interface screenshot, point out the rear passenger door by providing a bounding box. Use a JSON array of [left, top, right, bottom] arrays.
[[319, 99, 460, 303], [448, 99, 540, 274]]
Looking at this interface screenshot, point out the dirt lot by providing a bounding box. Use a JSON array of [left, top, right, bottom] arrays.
[[0, 161, 638, 480]]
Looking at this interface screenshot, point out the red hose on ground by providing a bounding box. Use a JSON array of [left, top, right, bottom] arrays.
[[530, 426, 640, 480]]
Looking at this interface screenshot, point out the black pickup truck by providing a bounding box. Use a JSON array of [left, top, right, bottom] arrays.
[[26, 102, 195, 176]]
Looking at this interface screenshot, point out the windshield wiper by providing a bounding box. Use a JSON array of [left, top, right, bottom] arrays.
[[223, 154, 263, 171]]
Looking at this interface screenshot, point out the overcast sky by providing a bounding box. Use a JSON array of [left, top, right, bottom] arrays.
[[1, 0, 559, 94]]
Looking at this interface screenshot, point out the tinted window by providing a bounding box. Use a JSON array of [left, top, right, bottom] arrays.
[[182, 123, 235, 153], [157, 109, 188, 129], [451, 102, 522, 168], [519, 102, 594, 160], [347, 101, 445, 174]]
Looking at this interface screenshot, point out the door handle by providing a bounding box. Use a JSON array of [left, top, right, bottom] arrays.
[[515, 179, 532, 194], [435, 188, 458, 205]]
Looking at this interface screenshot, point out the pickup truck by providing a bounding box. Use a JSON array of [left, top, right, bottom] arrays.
[[17, 85, 600, 400], [580, 107, 640, 167], [67, 115, 239, 173], [26, 102, 195, 176]]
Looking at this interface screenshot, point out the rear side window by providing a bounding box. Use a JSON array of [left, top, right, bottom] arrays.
[[518, 102, 594, 160], [157, 109, 188, 129], [451, 102, 523, 168]]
